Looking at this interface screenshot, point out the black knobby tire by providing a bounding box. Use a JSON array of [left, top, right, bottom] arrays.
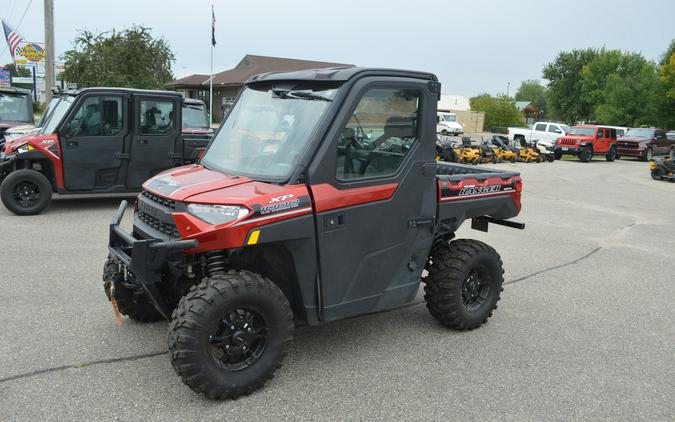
[[424, 239, 504, 330], [168, 271, 293, 400], [547, 154, 555, 162], [650, 168, 663, 180], [0, 169, 53, 215], [102, 256, 164, 322], [605, 147, 617, 162], [579, 147, 593, 163], [509, 156, 516, 163]]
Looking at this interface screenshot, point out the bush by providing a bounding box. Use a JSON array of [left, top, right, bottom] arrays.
[[33, 101, 47, 114]]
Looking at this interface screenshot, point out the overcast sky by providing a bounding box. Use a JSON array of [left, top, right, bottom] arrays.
[[2, 0, 674, 97]]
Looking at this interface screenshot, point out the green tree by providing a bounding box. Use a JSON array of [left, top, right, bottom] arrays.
[[470, 94, 525, 130], [61, 26, 175, 89], [582, 49, 661, 126], [542, 48, 599, 123], [658, 39, 675, 128], [514, 79, 547, 118], [3, 63, 32, 77]]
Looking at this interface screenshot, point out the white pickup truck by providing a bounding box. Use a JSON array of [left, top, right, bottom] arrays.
[[507, 122, 570, 145]]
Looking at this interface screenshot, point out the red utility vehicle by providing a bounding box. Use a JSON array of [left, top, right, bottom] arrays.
[[554, 125, 618, 162], [0, 88, 213, 215], [106, 67, 525, 399]]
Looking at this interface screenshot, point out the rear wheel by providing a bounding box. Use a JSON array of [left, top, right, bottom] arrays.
[[509, 156, 516, 163], [168, 271, 293, 400], [424, 239, 504, 330], [102, 256, 163, 322], [579, 147, 593, 163], [651, 168, 663, 180], [547, 154, 555, 162], [0, 169, 52, 215], [441, 130, 449, 136], [605, 146, 617, 162]]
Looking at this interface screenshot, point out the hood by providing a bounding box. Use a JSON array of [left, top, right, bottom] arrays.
[[4, 124, 40, 142], [143, 164, 311, 211]]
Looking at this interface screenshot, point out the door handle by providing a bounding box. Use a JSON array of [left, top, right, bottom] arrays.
[[66, 140, 79, 147], [137, 139, 148, 145], [324, 213, 345, 230]]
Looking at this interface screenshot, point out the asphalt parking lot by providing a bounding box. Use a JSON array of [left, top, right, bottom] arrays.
[[1, 157, 674, 421]]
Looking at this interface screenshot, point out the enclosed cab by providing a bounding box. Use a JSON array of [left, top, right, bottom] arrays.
[[437, 111, 463, 136], [105, 67, 525, 400], [554, 125, 618, 162], [0, 88, 214, 215], [0, 87, 34, 150], [180, 98, 214, 162]]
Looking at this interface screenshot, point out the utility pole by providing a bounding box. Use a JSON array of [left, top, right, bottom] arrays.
[[506, 81, 511, 99], [44, 0, 55, 102]]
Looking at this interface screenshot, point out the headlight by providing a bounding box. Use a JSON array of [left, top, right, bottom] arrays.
[[16, 144, 34, 153], [187, 204, 250, 225]]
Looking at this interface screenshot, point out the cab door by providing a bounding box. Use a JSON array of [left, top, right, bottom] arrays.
[[308, 78, 438, 321], [59, 94, 127, 191], [126, 95, 180, 189]]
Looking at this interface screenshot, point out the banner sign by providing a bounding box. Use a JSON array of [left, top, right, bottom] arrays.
[[0, 69, 10, 87], [14, 42, 46, 65]]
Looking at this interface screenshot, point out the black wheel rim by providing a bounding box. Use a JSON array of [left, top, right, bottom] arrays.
[[12, 181, 40, 208], [208, 307, 268, 371], [461, 265, 491, 312]]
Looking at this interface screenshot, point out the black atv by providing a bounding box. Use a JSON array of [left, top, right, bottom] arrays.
[[650, 152, 675, 181]]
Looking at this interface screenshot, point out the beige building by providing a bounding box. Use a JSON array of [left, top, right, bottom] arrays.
[[437, 94, 484, 133]]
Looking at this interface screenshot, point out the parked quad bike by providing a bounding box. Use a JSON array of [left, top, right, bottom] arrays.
[[649, 153, 675, 181], [515, 138, 541, 163], [489, 135, 518, 163], [457, 137, 482, 165]]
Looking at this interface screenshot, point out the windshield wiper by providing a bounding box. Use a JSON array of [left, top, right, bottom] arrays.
[[272, 89, 333, 102]]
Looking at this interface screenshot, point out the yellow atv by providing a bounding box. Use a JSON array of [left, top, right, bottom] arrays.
[[487, 135, 517, 163], [515, 138, 541, 163], [457, 137, 481, 165]]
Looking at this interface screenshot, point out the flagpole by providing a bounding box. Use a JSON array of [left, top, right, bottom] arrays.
[[209, 4, 214, 125]]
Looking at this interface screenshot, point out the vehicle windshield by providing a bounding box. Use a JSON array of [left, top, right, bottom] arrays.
[[440, 114, 456, 122], [560, 124, 570, 134], [568, 127, 596, 136], [39, 95, 74, 134], [182, 102, 209, 129], [624, 128, 654, 138], [0, 92, 32, 123], [201, 84, 338, 180]]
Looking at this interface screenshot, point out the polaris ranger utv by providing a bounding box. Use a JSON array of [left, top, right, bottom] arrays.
[[105, 67, 525, 399], [0, 88, 213, 215]]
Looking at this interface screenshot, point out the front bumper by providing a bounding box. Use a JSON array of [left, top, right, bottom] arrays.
[[108, 200, 198, 319], [616, 147, 645, 158], [555, 146, 582, 155]]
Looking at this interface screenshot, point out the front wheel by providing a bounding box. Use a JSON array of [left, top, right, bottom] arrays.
[[651, 168, 663, 180], [644, 148, 653, 162], [441, 130, 449, 136], [554, 151, 562, 160], [424, 239, 504, 330], [579, 147, 593, 163], [0, 169, 53, 215], [605, 147, 617, 162], [168, 271, 293, 400], [547, 154, 555, 162]]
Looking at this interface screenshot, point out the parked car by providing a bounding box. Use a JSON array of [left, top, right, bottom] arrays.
[[436, 111, 463, 136], [0, 87, 214, 215], [0, 87, 34, 150], [554, 125, 618, 162], [105, 66, 525, 399], [667, 130, 675, 141], [507, 121, 570, 151], [615, 128, 673, 161]]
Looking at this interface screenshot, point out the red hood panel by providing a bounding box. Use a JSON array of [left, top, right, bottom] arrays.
[[143, 165, 254, 201]]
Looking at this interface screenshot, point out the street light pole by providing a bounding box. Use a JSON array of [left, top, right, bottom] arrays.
[[506, 81, 511, 99], [43, 0, 55, 102]]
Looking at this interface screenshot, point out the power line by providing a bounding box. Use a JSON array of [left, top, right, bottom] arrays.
[[1, 0, 34, 59]]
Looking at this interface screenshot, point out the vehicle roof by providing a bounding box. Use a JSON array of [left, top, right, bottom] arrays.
[[0, 86, 32, 95], [59, 87, 182, 97], [246, 67, 438, 84], [183, 98, 206, 106]]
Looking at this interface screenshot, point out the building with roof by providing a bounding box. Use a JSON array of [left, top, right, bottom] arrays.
[[167, 54, 353, 122], [516, 101, 540, 125]]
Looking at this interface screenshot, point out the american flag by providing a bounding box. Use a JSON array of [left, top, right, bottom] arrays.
[[211, 5, 216, 47], [2, 20, 24, 63]]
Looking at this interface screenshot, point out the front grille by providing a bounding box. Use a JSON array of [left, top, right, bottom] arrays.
[[559, 138, 578, 146], [142, 190, 176, 211], [137, 210, 180, 238], [617, 142, 638, 149]]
